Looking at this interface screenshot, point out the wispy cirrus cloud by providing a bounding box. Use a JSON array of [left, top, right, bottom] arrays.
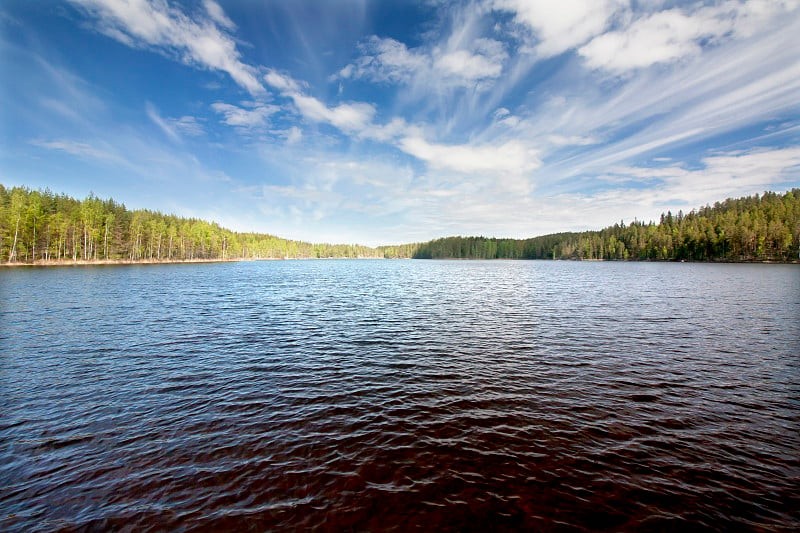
[[336, 35, 508, 89], [265, 70, 377, 134], [68, 0, 263, 94], [398, 136, 539, 176], [147, 102, 206, 141], [211, 102, 279, 129], [29, 138, 123, 164], [457, 5, 800, 192], [337, 37, 427, 84], [579, 1, 800, 72], [145, 101, 181, 142], [618, 147, 800, 206], [263, 70, 303, 93], [434, 38, 507, 83], [290, 95, 376, 133], [539, 147, 800, 235], [202, 0, 235, 31], [490, 0, 800, 74], [266, 68, 541, 179], [170, 115, 205, 137]]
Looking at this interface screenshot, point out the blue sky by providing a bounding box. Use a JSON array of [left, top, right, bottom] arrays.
[[1, 0, 799, 245]]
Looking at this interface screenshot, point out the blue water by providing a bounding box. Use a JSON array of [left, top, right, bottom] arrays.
[[1, 260, 799, 530]]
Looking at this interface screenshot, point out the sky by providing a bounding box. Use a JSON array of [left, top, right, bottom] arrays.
[[1, 0, 799, 246]]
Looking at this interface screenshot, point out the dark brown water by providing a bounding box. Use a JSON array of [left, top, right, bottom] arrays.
[[1, 260, 799, 531]]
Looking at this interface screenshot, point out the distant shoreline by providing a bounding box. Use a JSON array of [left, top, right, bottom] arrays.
[[0, 256, 397, 267], [3, 186, 798, 264], [1, 258, 250, 268], [2, 257, 797, 268], [555, 258, 800, 264]]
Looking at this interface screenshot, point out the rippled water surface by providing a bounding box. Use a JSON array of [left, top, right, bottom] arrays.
[[1, 260, 799, 531]]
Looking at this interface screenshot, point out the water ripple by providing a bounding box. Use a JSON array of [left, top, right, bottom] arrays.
[[1, 260, 799, 531]]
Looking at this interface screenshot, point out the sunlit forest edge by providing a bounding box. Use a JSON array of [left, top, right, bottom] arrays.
[[1, 183, 798, 264]]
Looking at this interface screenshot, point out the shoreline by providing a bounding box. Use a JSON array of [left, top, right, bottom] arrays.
[[0, 256, 394, 267], [2, 257, 797, 267], [0, 258, 250, 268]]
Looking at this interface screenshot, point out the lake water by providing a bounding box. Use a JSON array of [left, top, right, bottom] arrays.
[[1, 260, 798, 531]]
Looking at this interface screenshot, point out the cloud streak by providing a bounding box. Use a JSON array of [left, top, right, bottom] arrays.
[[398, 136, 539, 176], [30, 138, 125, 163], [69, 0, 263, 94], [337, 35, 508, 89], [211, 102, 279, 129], [146, 101, 181, 142], [579, 1, 800, 72]]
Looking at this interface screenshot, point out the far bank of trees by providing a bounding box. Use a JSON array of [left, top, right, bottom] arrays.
[[1, 184, 798, 264], [0, 185, 390, 263], [413, 190, 800, 262]]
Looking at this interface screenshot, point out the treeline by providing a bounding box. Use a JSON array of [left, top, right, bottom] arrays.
[[3, 184, 798, 265], [0, 184, 397, 263], [413, 190, 800, 261]]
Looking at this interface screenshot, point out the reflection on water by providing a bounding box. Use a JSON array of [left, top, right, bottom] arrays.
[[1, 260, 799, 531]]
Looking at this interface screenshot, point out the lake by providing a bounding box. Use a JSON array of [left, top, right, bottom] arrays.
[[1, 260, 798, 531]]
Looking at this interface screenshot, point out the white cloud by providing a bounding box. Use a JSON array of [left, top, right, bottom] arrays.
[[337, 35, 507, 88], [490, 0, 799, 73], [491, 0, 628, 57], [170, 115, 205, 137], [264, 70, 377, 134], [398, 136, 540, 175], [211, 102, 279, 128], [239, 150, 539, 244], [732, 0, 800, 37], [338, 36, 427, 84], [579, 1, 800, 72], [434, 38, 508, 85], [490, 146, 800, 236], [505, 13, 800, 180], [492, 107, 521, 128], [584, 147, 800, 214], [285, 126, 302, 145], [434, 45, 504, 82], [243, 145, 799, 244], [70, 0, 262, 94], [145, 101, 180, 142], [664, 147, 800, 204], [202, 0, 235, 31], [580, 10, 712, 71], [145, 102, 205, 140], [290, 94, 375, 133], [30, 138, 124, 163], [264, 69, 302, 93], [547, 134, 599, 147], [359, 117, 410, 142]]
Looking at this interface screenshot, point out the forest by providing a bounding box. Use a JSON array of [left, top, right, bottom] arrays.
[[413, 189, 800, 261], [0, 184, 408, 263], [1, 184, 798, 264]]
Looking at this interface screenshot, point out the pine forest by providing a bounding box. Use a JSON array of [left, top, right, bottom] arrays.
[[1, 183, 798, 264]]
